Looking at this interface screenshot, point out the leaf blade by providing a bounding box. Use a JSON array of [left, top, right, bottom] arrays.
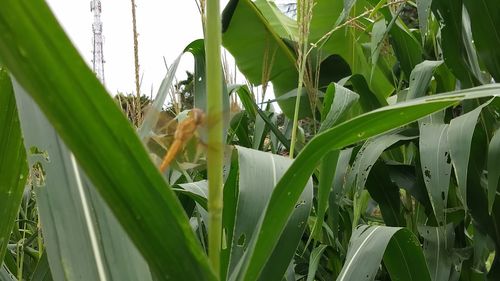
[[238, 84, 500, 280], [0, 1, 215, 280], [0, 68, 27, 262]]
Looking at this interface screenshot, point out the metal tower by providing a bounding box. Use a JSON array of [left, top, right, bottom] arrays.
[[90, 0, 105, 84]]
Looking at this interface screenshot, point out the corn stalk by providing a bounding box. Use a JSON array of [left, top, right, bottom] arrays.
[[204, 0, 224, 277]]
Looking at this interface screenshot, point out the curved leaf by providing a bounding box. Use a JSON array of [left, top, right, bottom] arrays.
[[319, 83, 359, 133], [407, 61, 444, 100], [0, 1, 215, 280], [306, 244, 328, 281], [372, 1, 423, 79], [228, 146, 313, 281], [464, 0, 500, 81], [417, 0, 433, 41], [237, 84, 500, 281], [418, 224, 455, 281], [488, 129, 500, 213], [0, 68, 27, 262], [366, 162, 405, 227], [448, 99, 492, 210], [14, 83, 153, 281], [419, 123, 452, 226], [138, 54, 181, 140], [310, 0, 394, 99], [222, 0, 304, 117], [0, 265, 14, 281], [346, 131, 417, 195], [254, 0, 298, 40], [431, 0, 478, 87], [337, 225, 430, 281], [314, 82, 359, 243]]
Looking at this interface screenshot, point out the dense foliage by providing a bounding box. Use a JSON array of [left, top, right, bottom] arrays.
[[1, 0, 500, 281]]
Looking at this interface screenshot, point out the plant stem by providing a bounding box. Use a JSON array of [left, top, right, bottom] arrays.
[[205, 0, 223, 277], [289, 57, 307, 158], [130, 0, 141, 124], [290, 0, 312, 158]]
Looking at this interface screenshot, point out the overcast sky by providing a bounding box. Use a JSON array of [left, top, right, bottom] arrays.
[[46, 0, 230, 96]]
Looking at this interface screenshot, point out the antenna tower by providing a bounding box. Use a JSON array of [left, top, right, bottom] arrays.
[[90, 0, 105, 83]]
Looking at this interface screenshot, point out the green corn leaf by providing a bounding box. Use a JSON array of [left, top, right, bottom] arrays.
[[418, 224, 455, 281], [366, 162, 405, 227], [417, 0, 433, 41], [488, 129, 500, 214], [237, 84, 500, 281], [463, 0, 500, 81], [431, 0, 478, 87], [448, 99, 492, 210], [0, 1, 215, 280], [346, 131, 417, 196], [419, 123, 452, 226], [407, 61, 444, 100], [222, 0, 304, 117], [0, 68, 27, 263], [14, 83, 154, 281], [337, 225, 430, 281], [228, 146, 313, 280], [306, 244, 328, 281]]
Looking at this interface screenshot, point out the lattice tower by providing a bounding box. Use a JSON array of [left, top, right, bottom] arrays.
[[90, 0, 105, 83]]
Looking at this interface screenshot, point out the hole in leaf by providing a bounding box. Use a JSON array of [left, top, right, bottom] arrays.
[[424, 169, 431, 179], [295, 200, 306, 208], [237, 234, 245, 247]]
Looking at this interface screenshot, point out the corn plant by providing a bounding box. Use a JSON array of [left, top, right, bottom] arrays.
[[1, 0, 500, 281]]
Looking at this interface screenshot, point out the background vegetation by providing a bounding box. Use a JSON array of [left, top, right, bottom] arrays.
[[1, 0, 500, 280]]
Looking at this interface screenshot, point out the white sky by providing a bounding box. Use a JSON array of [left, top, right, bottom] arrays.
[[45, 0, 230, 96]]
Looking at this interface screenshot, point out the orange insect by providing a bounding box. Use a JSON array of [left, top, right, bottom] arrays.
[[159, 108, 205, 172]]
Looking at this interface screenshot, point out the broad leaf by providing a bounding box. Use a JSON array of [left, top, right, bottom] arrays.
[[366, 162, 405, 227], [228, 146, 313, 281], [254, 0, 298, 40], [310, 0, 394, 100], [388, 164, 432, 210], [448, 100, 492, 210], [0, 68, 27, 262], [407, 61, 443, 100], [418, 224, 455, 281], [306, 244, 328, 281], [0, 264, 14, 281], [346, 131, 417, 195], [313, 151, 340, 240], [237, 84, 500, 281], [330, 148, 354, 241], [370, 19, 387, 72], [222, 0, 303, 117], [0, 1, 215, 280], [432, 0, 478, 87], [30, 251, 53, 281], [488, 129, 500, 213], [313, 82, 360, 239], [419, 123, 452, 226], [337, 225, 430, 281], [463, 0, 500, 81], [319, 83, 360, 132], [14, 83, 154, 281], [371, 1, 423, 79], [417, 0, 433, 41]]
